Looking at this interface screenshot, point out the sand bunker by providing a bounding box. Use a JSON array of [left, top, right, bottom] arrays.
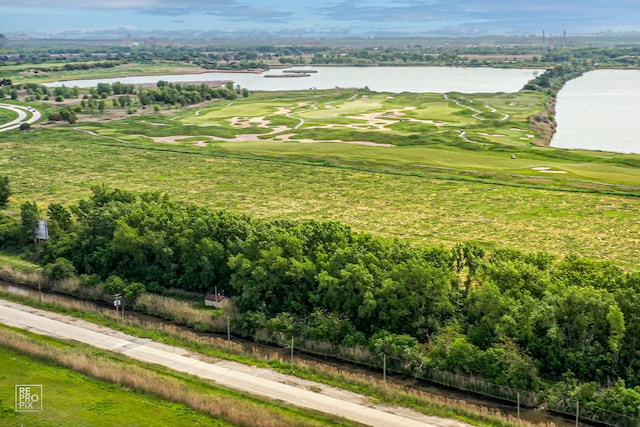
[[532, 167, 567, 174]]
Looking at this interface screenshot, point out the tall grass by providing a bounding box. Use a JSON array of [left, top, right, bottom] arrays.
[[2, 128, 639, 268], [135, 293, 223, 330]]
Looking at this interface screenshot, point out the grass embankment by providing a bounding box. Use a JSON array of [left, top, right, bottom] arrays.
[[0, 287, 540, 427], [0, 108, 18, 123], [6, 61, 211, 85], [0, 340, 235, 427], [0, 324, 363, 427]]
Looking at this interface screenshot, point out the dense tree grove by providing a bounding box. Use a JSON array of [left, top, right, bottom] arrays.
[[2, 81, 244, 109], [137, 81, 240, 106], [1, 186, 639, 417], [4, 42, 640, 74]]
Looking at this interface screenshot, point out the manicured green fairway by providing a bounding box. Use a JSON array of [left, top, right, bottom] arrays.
[[178, 89, 544, 147]]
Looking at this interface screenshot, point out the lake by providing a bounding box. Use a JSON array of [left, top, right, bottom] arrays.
[[552, 69, 640, 154], [46, 66, 542, 94]]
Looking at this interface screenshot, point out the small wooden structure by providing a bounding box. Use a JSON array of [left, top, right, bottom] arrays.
[[204, 293, 228, 308]]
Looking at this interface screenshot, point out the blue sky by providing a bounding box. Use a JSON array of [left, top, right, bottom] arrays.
[[2, 0, 639, 37]]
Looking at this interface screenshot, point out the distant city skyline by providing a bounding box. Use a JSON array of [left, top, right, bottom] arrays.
[[2, 1, 639, 39]]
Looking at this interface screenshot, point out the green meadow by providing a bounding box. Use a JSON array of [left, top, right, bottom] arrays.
[[0, 108, 18, 123], [7, 61, 209, 85], [0, 345, 234, 427], [1, 88, 639, 268]]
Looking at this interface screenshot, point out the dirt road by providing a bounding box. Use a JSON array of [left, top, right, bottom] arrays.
[[0, 298, 470, 427]]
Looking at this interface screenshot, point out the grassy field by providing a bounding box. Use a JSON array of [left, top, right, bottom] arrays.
[[7, 61, 211, 85], [1, 89, 639, 268], [0, 323, 365, 427], [0, 108, 18, 123], [0, 344, 235, 427]]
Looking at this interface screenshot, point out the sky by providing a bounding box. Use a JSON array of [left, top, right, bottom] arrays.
[[1, 0, 639, 38]]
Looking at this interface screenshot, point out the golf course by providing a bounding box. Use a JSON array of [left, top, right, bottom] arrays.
[[1, 84, 638, 267]]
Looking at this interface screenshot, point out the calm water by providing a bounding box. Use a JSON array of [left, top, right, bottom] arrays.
[[552, 70, 640, 154], [46, 66, 542, 93]]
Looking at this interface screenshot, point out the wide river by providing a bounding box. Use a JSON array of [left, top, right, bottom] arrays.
[[46, 66, 542, 93], [551, 69, 640, 154]]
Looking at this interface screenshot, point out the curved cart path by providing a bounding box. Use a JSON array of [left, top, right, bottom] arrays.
[[0, 298, 470, 427]]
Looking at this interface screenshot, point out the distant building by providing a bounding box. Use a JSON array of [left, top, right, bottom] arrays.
[[204, 294, 228, 308]]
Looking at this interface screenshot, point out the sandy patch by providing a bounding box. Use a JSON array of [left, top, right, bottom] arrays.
[[477, 132, 505, 137], [532, 167, 567, 174], [272, 107, 293, 115], [229, 116, 272, 128], [274, 133, 393, 147], [303, 139, 394, 147], [209, 134, 262, 142], [129, 134, 214, 144]]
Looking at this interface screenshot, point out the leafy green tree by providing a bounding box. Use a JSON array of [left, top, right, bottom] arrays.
[[452, 242, 485, 294], [20, 201, 40, 243], [376, 256, 457, 340], [124, 282, 146, 303], [0, 175, 10, 208], [48, 203, 72, 231], [531, 284, 625, 381], [104, 275, 126, 295], [43, 257, 77, 280], [0, 213, 20, 248]]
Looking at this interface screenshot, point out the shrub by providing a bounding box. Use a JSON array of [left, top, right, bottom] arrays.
[[43, 257, 77, 281], [0, 213, 20, 248]]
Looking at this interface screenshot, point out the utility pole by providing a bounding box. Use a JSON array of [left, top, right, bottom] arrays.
[[383, 354, 386, 383], [290, 336, 294, 369], [383, 354, 387, 395], [227, 316, 231, 344], [114, 294, 122, 320]]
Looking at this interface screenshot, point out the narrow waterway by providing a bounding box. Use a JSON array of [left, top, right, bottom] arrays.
[[0, 279, 575, 426]]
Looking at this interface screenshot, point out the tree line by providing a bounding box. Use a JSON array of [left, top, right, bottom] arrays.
[[4, 42, 640, 75], [0, 184, 639, 418]]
